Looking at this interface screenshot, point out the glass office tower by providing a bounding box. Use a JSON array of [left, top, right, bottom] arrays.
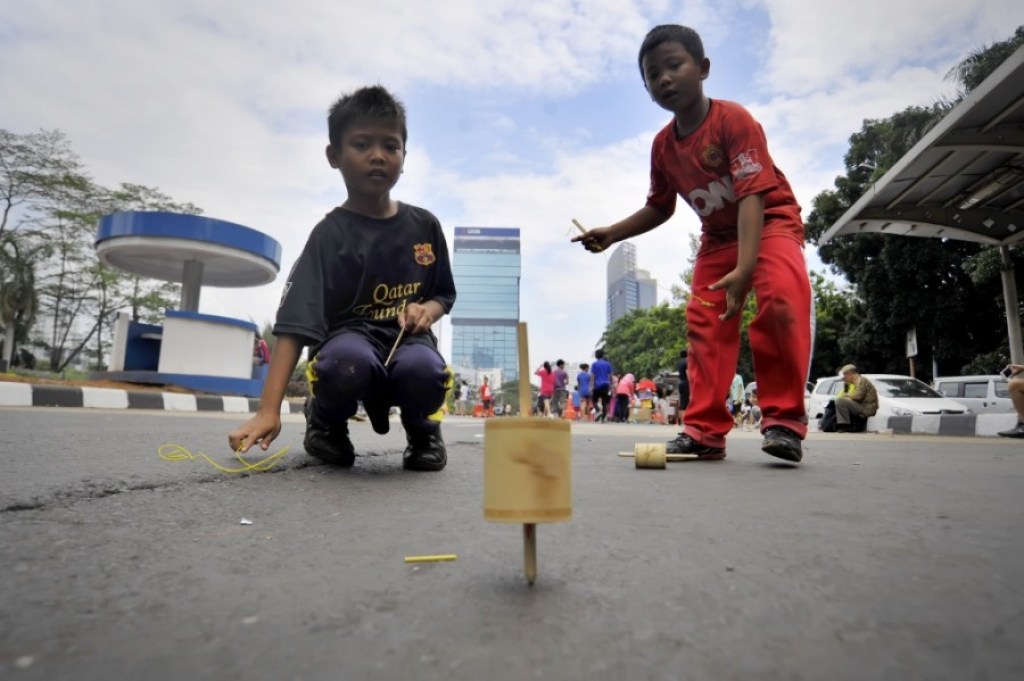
[[451, 227, 521, 383], [607, 242, 658, 324]]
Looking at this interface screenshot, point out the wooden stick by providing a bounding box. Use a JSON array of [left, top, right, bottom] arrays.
[[571, 218, 603, 252], [618, 451, 698, 461], [517, 322, 538, 585], [385, 299, 411, 366], [523, 523, 537, 585], [384, 326, 406, 366], [404, 554, 457, 563], [516, 322, 530, 415]]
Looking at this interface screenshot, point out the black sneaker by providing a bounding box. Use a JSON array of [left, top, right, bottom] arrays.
[[997, 421, 1024, 438], [665, 432, 726, 460], [303, 398, 355, 467], [403, 428, 447, 471], [761, 426, 803, 462]]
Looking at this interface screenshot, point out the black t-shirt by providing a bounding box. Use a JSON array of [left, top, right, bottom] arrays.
[[274, 203, 456, 355]]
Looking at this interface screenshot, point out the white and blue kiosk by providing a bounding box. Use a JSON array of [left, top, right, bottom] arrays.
[[94, 211, 282, 397]]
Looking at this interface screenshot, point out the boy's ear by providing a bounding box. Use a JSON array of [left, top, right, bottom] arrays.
[[700, 57, 711, 80], [325, 144, 339, 168]]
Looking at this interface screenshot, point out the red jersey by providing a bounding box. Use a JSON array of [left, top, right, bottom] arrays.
[[646, 99, 803, 254]]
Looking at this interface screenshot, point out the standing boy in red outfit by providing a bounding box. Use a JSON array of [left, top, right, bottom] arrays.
[[574, 25, 812, 462]]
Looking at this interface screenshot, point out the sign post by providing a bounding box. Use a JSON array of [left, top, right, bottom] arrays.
[[906, 327, 918, 378]]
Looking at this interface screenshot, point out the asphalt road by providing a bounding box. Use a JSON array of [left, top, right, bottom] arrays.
[[1, 408, 1022, 680]]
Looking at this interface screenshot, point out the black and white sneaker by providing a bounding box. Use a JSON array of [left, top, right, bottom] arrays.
[[997, 421, 1024, 438], [403, 428, 448, 471], [665, 432, 726, 460], [303, 398, 356, 467], [761, 426, 803, 463]]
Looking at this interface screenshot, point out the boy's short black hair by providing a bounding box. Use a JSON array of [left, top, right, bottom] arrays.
[[327, 85, 408, 149], [637, 25, 705, 76], [595, 348, 605, 359]]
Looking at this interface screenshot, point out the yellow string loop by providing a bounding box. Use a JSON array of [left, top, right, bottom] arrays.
[[157, 443, 289, 474]]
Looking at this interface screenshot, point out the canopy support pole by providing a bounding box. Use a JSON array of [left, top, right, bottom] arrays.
[[999, 245, 1024, 365], [181, 259, 204, 312]]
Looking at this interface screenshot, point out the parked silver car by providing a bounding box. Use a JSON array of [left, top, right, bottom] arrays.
[[933, 375, 1014, 414]]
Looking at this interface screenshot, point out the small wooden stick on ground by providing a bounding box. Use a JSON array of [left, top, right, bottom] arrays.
[[617, 451, 698, 460]]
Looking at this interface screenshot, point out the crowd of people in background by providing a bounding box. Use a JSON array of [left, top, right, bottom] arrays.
[[453, 347, 733, 426]]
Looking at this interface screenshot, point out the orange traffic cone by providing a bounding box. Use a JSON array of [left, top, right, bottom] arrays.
[[563, 399, 577, 420]]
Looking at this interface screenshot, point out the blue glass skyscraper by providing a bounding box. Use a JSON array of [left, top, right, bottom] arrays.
[[451, 227, 521, 383], [607, 242, 658, 325]]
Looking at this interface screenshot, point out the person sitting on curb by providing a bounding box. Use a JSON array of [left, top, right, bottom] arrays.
[[998, 364, 1024, 438], [834, 364, 877, 432]]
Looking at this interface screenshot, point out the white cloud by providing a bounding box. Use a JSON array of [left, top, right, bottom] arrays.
[[2, 0, 1022, 377], [756, 0, 1024, 97]]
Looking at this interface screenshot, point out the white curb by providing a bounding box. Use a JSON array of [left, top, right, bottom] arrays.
[[0, 381, 32, 406], [977, 413, 1018, 437], [81, 387, 130, 410], [222, 396, 251, 413], [162, 393, 198, 411], [910, 415, 942, 435]]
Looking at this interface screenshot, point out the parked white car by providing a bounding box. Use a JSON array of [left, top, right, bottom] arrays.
[[808, 374, 970, 421], [933, 375, 1014, 414]]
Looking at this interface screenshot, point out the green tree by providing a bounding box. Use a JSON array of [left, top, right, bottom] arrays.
[[805, 27, 1024, 379], [1, 128, 201, 371], [0, 233, 40, 368], [600, 303, 687, 380], [0, 128, 82, 241], [946, 26, 1024, 96], [496, 379, 537, 415], [809, 271, 853, 379]]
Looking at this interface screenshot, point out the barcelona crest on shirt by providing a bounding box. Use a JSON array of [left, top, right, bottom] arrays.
[[413, 243, 436, 266]]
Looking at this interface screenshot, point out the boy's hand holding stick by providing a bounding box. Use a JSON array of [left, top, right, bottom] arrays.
[[571, 218, 605, 253]]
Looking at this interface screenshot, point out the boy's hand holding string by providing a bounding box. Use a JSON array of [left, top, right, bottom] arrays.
[[386, 298, 445, 366], [707, 193, 764, 321], [398, 299, 444, 335]]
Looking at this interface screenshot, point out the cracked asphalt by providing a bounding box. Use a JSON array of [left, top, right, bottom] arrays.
[[1, 407, 1022, 680]]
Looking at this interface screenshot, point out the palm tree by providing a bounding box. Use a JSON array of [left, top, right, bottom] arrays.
[[945, 27, 1024, 97]]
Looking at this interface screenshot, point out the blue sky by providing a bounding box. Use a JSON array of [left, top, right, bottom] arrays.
[[2, 0, 1022, 375]]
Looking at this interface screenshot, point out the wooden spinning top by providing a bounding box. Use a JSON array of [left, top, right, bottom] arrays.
[[618, 443, 698, 468], [483, 322, 572, 585]]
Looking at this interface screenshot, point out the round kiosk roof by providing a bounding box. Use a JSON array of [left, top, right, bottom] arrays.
[[95, 212, 282, 287]]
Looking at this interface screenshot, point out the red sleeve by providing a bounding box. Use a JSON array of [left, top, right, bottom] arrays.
[[720, 105, 779, 200], [645, 129, 677, 215]]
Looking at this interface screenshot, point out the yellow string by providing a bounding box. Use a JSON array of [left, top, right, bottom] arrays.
[[157, 443, 289, 474], [691, 293, 717, 308]]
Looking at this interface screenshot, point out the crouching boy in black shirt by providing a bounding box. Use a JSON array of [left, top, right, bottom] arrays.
[[229, 86, 456, 471]]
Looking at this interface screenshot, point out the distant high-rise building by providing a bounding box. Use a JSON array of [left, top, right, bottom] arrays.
[[607, 242, 658, 325], [451, 227, 521, 384]]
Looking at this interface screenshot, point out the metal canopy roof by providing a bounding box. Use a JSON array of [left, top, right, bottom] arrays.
[[818, 45, 1024, 246]]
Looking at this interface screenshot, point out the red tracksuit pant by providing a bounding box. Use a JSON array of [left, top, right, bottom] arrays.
[[683, 234, 812, 448]]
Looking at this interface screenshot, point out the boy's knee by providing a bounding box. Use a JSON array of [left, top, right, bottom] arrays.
[[392, 358, 446, 391], [312, 342, 381, 397], [391, 345, 447, 387]]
